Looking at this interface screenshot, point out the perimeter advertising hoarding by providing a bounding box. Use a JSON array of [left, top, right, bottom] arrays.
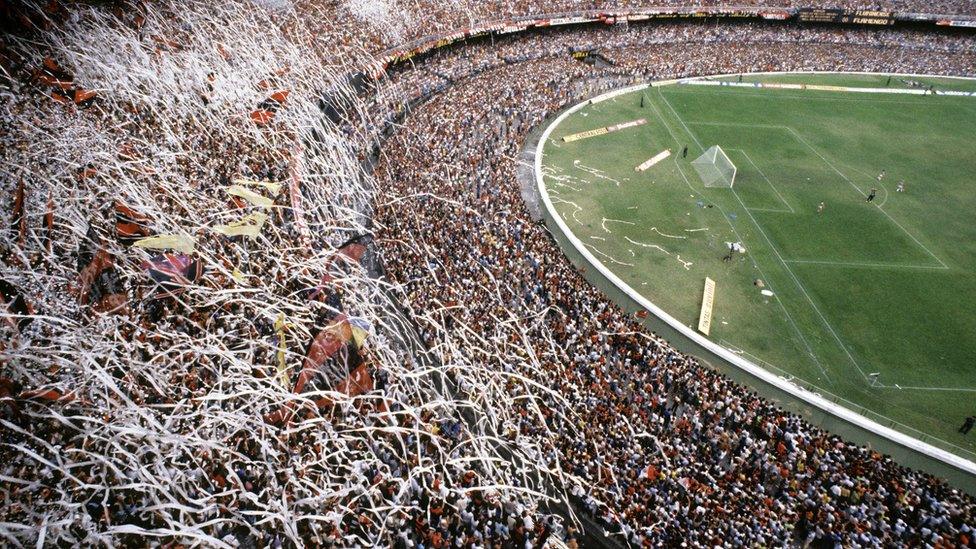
[[623, 9, 758, 21], [938, 19, 976, 27], [798, 8, 895, 25]]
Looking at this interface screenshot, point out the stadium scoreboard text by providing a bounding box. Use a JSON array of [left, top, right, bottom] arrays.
[[797, 8, 895, 25]]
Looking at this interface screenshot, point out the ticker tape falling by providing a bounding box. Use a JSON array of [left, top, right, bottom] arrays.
[[562, 118, 647, 142], [698, 277, 716, 336]]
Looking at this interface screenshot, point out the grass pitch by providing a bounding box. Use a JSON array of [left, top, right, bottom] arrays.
[[541, 74, 976, 457]]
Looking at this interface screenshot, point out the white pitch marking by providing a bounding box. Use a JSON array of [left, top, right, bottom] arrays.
[[667, 87, 936, 105], [688, 120, 948, 269], [652, 100, 829, 379], [874, 385, 976, 393], [784, 259, 948, 271], [728, 148, 795, 213]]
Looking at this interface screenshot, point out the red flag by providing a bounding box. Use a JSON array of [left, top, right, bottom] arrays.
[[37, 74, 73, 89], [19, 388, 75, 403], [250, 109, 274, 125], [141, 253, 203, 298], [92, 293, 129, 315], [114, 201, 150, 243], [309, 235, 370, 300], [294, 315, 354, 393], [0, 378, 23, 420], [269, 90, 290, 104], [73, 88, 97, 105], [11, 180, 25, 247], [44, 192, 54, 252], [335, 363, 373, 398], [42, 56, 60, 73], [50, 90, 72, 105], [72, 249, 114, 305], [151, 35, 181, 50]]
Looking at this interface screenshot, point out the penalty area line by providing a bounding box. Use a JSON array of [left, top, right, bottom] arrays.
[[647, 94, 831, 381], [873, 384, 976, 393], [784, 126, 950, 270], [727, 148, 795, 213], [783, 259, 949, 271], [686, 120, 949, 270]]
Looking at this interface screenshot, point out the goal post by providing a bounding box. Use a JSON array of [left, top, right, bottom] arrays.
[[691, 145, 737, 188]]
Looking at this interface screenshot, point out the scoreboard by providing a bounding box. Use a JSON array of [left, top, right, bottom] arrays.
[[797, 8, 895, 25]]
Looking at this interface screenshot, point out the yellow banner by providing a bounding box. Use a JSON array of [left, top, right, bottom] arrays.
[[562, 127, 609, 143], [133, 233, 196, 254], [698, 277, 716, 335], [232, 178, 282, 196], [213, 212, 269, 239], [226, 185, 275, 208], [802, 84, 849, 92], [636, 149, 671, 172]]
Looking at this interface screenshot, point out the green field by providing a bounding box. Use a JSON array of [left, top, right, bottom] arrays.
[[541, 74, 976, 458]]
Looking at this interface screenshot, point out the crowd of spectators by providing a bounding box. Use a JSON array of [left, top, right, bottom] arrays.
[[294, 0, 976, 56], [2, 0, 976, 546], [373, 20, 976, 547], [371, 22, 976, 124], [1, 2, 564, 546]]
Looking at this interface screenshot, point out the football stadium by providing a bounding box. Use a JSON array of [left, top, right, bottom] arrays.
[[1, 1, 975, 547]]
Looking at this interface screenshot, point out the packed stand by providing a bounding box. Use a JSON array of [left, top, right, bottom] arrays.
[[296, 0, 976, 56], [0, 1, 567, 546]]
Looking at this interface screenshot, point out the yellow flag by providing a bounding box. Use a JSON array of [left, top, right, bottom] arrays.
[[351, 324, 368, 348], [232, 178, 282, 196], [214, 212, 268, 239], [133, 234, 196, 254], [226, 185, 274, 208], [274, 313, 293, 389]]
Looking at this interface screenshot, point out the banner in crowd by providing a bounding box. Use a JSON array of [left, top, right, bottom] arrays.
[[570, 48, 594, 60]]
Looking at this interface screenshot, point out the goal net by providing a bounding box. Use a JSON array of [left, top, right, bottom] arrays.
[[691, 145, 736, 188]]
